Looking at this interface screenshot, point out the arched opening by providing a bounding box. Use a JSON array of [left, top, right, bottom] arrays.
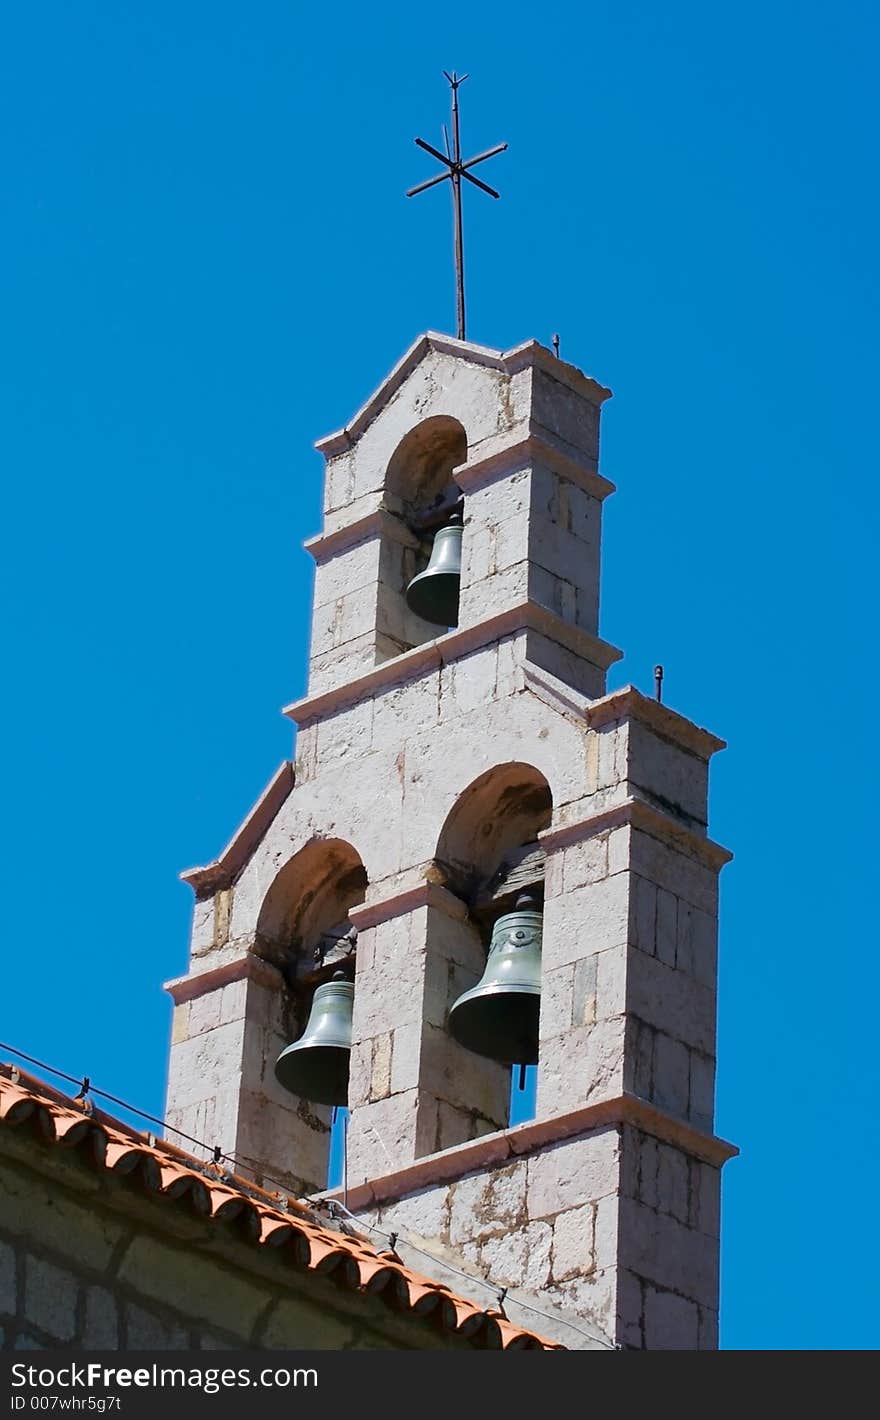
[[257, 837, 367, 1190], [376, 417, 468, 662], [429, 764, 553, 1144]]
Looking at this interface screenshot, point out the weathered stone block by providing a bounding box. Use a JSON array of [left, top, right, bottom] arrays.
[[653, 1032, 690, 1119], [125, 1304, 190, 1349], [526, 1130, 620, 1220], [626, 948, 715, 1055], [0, 1238, 15, 1317], [551, 1203, 596, 1279], [644, 1286, 700, 1350], [83, 1288, 119, 1349], [24, 1257, 79, 1342], [118, 1237, 267, 1334]]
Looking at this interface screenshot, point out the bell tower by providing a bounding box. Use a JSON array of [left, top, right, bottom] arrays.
[[166, 331, 736, 1350]]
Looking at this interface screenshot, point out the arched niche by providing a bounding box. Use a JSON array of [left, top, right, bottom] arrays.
[[435, 762, 553, 898], [384, 415, 467, 518], [421, 764, 553, 1146], [256, 837, 367, 967], [374, 417, 469, 663]]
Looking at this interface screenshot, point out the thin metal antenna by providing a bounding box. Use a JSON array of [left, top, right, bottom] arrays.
[[407, 72, 508, 341], [654, 664, 664, 703], [552, 333, 560, 358]]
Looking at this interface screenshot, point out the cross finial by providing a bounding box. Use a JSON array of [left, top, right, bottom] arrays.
[[406, 73, 508, 341]]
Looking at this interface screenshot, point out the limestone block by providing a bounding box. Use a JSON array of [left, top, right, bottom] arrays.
[[458, 561, 530, 626], [593, 1192, 620, 1273], [529, 366, 600, 461], [187, 988, 223, 1037], [191, 898, 215, 954], [676, 902, 718, 988], [616, 1197, 718, 1309], [694, 1163, 721, 1240], [626, 721, 709, 826], [656, 1142, 690, 1224], [653, 1032, 690, 1119], [219, 978, 249, 1025], [448, 1161, 528, 1244], [644, 1287, 700, 1350], [563, 832, 609, 892], [491, 508, 531, 573], [480, 1220, 553, 1290], [596, 944, 628, 1020], [24, 1257, 79, 1342], [551, 1203, 596, 1279], [0, 1162, 127, 1270], [631, 875, 657, 954], [346, 1090, 421, 1183], [628, 829, 719, 916], [118, 1237, 267, 1333], [322, 450, 354, 512], [308, 631, 381, 695], [371, 1032, 393, 1100], [0, 1238, 14, 1316], [374, 1184, 451, 1241], [530, 512, 599, 594], [372, 670, 441, 748], [261, 1296, 355, 1350], [348, 1040, 371, 1109], [389, 1021, 421, 1094], [542, 874, 631, 972], [538, 1017, 626, 1114], [524, 629, 606, 700], [83, 1288, 119, 1349], [439, 645, 499, 719], [626, 949, 715, 1055], [312, 540, 381, 608], [655, 889, 678, 967], [124, 1304, 190, 1349], [573, 955, 599, 1028], [168, 1022, 246, 1110], [526, 1130, 621, 1220], [540, 963, 576, 1038], [689, 1051, 716, 1131], [461, 521, 494, 585]]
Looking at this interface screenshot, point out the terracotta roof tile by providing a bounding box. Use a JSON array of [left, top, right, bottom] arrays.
[[0, 1065, 562, 1351]]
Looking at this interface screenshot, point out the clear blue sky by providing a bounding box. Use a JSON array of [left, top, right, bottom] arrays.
[[1, 2, 877, 1350]]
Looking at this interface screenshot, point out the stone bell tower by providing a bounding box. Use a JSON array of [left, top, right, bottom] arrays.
[[166, 331, 736, 1350]]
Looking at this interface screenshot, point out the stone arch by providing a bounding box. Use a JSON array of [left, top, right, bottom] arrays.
[[435, 762, 553, 897], [384, 415, 468, 516], [256, 837, 367, 964]]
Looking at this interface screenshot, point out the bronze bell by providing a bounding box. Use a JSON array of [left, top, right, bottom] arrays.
[[405, 512, 463, 627], [274, 972, 353, 1107], [448, 894, 543, 1065]]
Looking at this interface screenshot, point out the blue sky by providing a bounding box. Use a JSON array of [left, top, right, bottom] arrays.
[[1, 2, 877, 1350]]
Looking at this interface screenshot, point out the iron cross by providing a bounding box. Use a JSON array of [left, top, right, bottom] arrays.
[[407, 72, 507, 342]]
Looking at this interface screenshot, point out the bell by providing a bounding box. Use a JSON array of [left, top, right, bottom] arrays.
[[448, 895, 543, 1065], [274, 972, 353, 1107], [405, 513, 463, 627]]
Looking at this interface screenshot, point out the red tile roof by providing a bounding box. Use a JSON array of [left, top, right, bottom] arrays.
[[0, 1065, 561, 1350]]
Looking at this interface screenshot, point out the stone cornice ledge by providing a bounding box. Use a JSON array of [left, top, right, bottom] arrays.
[[283, 603, 622, 726], [163, 951, 282, 1004], [454, 425, 615, 502], [304, 507, 418, 564], [588, 686, 726, 759], [179, 762, 295, 897], [324, 1094, 738, 1211], [541, 796, 732, 872]]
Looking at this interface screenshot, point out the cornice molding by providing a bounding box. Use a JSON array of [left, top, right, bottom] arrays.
[[324, 1092, 738, 1211]]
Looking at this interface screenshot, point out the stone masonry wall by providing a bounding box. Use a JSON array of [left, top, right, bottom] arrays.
[[0, 1145, 467, 1353], [348, 1119, 721, 1350]]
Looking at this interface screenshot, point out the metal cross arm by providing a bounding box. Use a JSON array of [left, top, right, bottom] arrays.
[[406, 72, 508, 340]]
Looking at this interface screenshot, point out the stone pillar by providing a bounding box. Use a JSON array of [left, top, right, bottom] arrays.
[[346, 885, 509, 1186], [164, 954, 331, 1196]]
